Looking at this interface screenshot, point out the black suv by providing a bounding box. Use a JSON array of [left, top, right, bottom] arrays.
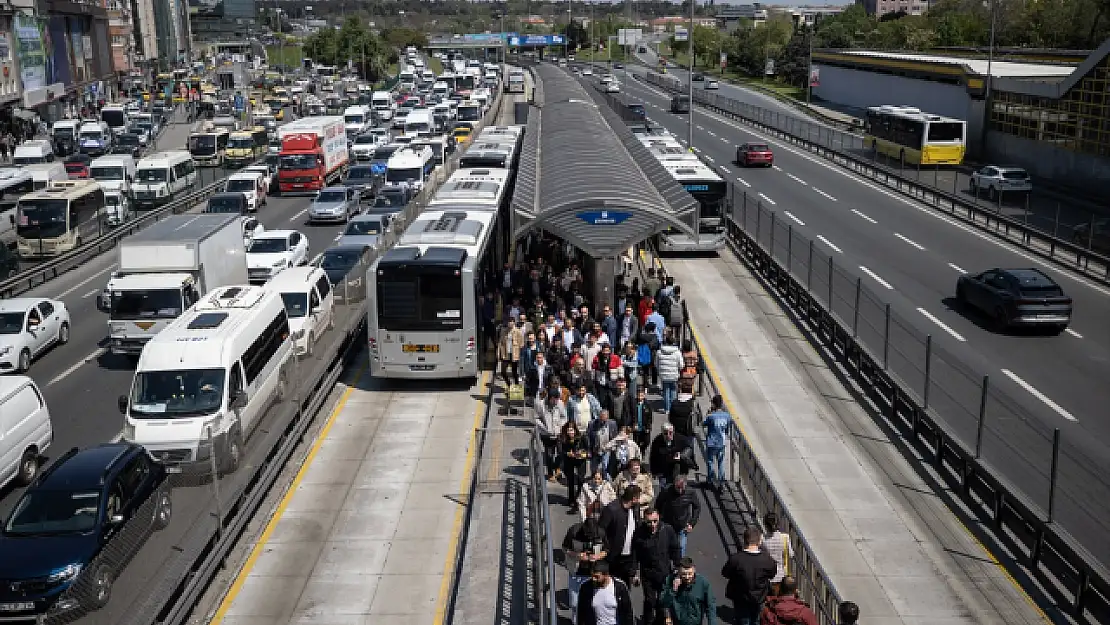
[[0, 444, 172, 619]]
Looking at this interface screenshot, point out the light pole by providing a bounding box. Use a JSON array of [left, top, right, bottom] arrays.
[[805, 24, 814, 104], [687, 0, 695, 151], [981, 0, 997, 154]]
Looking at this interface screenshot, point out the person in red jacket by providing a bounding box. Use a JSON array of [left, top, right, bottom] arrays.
[[760, 577, 818, 625]]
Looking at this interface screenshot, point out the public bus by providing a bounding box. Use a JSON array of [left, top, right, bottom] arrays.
[[16, 180, 106, 258], [188, 123, 231, 167], [367, 209, 499, 379], [864, 105, 967, 166], [656, 161, 728, 252]]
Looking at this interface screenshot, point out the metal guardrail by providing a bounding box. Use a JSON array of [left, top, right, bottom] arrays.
[[641, 71, 1110, 288], [713, 187, 1110, 625], [0, 169, 231, 299], [635, 246, 844, 625]]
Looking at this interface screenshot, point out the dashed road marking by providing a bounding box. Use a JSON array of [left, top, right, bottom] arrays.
[[917, 307, 966, 342], [948, 263, 967, 273], [851, 209, 876, 223], [859, 265, 893, 290], [758, 193, 776, 205], [1065, 328, 1083, 339], [736, 177, 751, 187], [49, 348, 107, 386], [1001, 369, 1076, 422], [894, 233, 925, 250], [783, 211, 805, 226], [816, 235, 842, 253], [787, 173, 807, 186], [813, 188, 837, 201]]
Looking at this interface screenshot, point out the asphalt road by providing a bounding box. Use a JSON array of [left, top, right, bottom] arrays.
[[608, 67, 1110, 562], [639, 59, 1109, 247]]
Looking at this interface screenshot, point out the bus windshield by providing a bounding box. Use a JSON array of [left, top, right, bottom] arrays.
[[91, 166, 125, 180], [228, 136, 254, 149], [136, 168, 168, 183], [129, 368, 226, 418], [457, 106, 480, 122], [110, 288, 183, 320], [16, 198, 68, 239], [386, 167, 421, 184], [376, 266, 463, 331], [189, 135, 217, 155]]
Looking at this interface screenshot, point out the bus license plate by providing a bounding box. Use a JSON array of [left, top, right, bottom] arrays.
[[403, 344, 439, 353]]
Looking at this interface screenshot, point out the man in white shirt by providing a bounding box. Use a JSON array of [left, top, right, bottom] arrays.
[[576, 560, 634, 625]]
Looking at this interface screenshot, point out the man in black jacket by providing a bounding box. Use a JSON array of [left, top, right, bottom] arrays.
[[598, 487, 642, 585], [526, 351, 554, 400], [649, 424, 694, 489], [720, 526, 778, 625], [632, 508, 682, 625], [563, 504, 610, 625], [655, 476, 701, 557], [577, 561, 635, 625]]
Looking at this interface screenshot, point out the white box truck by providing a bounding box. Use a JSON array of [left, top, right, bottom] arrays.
[[98, 214, 248, 357]]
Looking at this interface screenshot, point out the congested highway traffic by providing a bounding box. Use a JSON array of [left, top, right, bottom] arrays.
[[605, 64, 1110, 559]]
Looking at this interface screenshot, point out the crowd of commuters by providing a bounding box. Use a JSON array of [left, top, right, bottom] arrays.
[[495, 233, 859, 625]]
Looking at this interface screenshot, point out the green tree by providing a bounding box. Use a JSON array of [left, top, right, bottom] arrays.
[[382, 27, 429, 50]]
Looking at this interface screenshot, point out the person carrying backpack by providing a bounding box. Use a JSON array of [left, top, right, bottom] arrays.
[[669, 286, 685, 332]]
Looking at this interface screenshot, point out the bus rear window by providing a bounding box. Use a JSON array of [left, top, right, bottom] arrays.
[[927, 122, 963, 142], [377, 269, 463, 331]]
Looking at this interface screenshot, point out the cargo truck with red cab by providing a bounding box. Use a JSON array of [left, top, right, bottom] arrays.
[[277, 117, 349, 194]]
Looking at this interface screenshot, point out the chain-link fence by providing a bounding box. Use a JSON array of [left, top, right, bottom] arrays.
[[642, 72, 1110, 262]]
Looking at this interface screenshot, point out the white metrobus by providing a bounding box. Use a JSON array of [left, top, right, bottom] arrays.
[[426, 168, 511, 211], [132, 151, 199, 209], [367, 210, 498, 380], [121, 285, 294, 473]]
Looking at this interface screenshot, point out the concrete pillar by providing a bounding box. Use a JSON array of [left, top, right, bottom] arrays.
[[592, 256, 617, 311]]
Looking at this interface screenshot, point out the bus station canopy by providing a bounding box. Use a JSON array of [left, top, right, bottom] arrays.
[[510, 63, 698, 258]]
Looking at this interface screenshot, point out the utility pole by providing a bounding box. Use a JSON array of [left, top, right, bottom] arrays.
[[981, 0, 997, 155], [687, 0, 694, 151], [805, 24, 813, 104], [567, 0, 573, 60]]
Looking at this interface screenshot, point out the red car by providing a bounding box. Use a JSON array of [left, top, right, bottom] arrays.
[[64, 154, 91, 179], [736, 142, 774, 167]]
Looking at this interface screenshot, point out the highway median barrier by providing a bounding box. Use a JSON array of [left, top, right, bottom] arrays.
[[640, 71, 1110, 289]]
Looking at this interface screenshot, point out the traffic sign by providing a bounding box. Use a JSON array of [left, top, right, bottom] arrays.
[[233, 94, 245, 111]]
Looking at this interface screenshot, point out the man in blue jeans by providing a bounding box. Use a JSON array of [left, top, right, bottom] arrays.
[[701, 394, 734, 490]]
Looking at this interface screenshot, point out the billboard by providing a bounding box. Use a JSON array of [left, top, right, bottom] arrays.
[[14, 15, 47, 92], [507, 34, 565, 47], [618, 29, 642, 46]]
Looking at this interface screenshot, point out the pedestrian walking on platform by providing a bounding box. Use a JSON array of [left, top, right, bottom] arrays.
[[577, 561, 635, 625], [561, 421, 590, 514], [649, 423, 694, 489], [598, 487, 642, 585], [760, 577, 817, 625], [659, 557, 716, 625], [564, 502, 610, 625], [655, 476, 701, 557], [761, 513, 791, 596], [721, 527, 777, 625], [702, 395, 735, 489], [497, 318, 524, 387], [633, 508, 681, 625], [656, 337, 683, 413], [839, 601, 860, 625]]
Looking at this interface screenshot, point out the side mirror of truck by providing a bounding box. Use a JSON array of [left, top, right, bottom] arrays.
[[230, 392, 248, 410], [96, 292, 110, 313], [117, 395, 128, 414]]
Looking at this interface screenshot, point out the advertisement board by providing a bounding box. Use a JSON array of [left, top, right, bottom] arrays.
[[507, 34, 565, 47], [14, 15, 46, 92]]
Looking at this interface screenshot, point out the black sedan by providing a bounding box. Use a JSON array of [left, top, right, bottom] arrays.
[[955, 267, 1072, 333], [111, 133, 144, 158]]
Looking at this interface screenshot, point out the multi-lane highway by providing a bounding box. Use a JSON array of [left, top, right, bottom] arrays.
[[608, 66, 1110, 561]]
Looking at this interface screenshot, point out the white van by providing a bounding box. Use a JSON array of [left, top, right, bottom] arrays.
[[133, 150, 198, 209], [403, 109, 434, 137], [13, 140, 54, 165], [371, 91, 394, 121], [224, 170, 268, 212], [90, 154, 136, 196], [120, 285, 294, 473], [385, 145, 434, 191], [78, 120, 113, 156], [0, 376, 52, 488], [265, 266, 335, 357], [22, 162, 67, 190]]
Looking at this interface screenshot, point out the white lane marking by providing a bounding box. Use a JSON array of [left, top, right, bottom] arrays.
[[1065, 328, 1083, 339], [816, 235, 842, 253], [859, 265, 894, 290], [56, 264, 118, 299], [772, 164, 783, 171], [630, 79, 1110, 298], [704, 155, 715, 163], [289, 208, 308, 222], [851, 209, 877, 224], [783, 211, 805, 226], [813, 188, 837, 201], [720, 137, 730, 143], [48, 348, 107, 386], [948, 263, 967, 273], [1000, 369, 1077, 422], [917, 307, 966, 342], [692, 146, 701, 153], [758, 192, 776, 205], [736, 177, 751, 188], [706, 130, 717, 137], [81, 289, 100, 298], [787, 173, 807, 186], [719, 165, 732, 174], [894, 233, 926, 250]]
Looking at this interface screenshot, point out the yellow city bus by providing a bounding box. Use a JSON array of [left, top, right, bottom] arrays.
[[864, 105, 967, 166]]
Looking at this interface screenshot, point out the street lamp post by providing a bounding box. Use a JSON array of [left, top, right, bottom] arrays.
[[981, 0, 997, 154], [687, 0, 694, 151]]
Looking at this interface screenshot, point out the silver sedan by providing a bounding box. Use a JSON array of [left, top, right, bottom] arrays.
[[307, 187, 361, 224]]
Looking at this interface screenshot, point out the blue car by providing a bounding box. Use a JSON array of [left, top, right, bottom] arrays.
[[0, 443, 172, 619]]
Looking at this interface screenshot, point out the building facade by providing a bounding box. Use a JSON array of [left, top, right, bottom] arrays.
[[107, 0, 135, 76], [189, 0, 256, 42], [857, 0, 933, 18]]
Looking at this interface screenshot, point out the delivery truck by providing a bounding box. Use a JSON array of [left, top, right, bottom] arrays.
[[277, 116, 349, 194], [97, 214, 248, 357]]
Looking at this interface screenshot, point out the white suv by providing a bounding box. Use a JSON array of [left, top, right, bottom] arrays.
[[970, 165, 1032, 200]]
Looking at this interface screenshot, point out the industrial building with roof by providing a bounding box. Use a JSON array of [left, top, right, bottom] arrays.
[[812, 43, 1110, 188]]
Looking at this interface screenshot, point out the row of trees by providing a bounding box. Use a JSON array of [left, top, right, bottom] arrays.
[[667, 0, 1110, 93], [300, 19, 432, 82]]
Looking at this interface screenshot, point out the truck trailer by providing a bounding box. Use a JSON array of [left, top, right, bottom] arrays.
[[276, 116, 349, 194], [98, 214, 248, 356]]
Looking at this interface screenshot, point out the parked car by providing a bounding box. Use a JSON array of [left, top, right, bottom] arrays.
[[955, 267, 1072, 333]]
